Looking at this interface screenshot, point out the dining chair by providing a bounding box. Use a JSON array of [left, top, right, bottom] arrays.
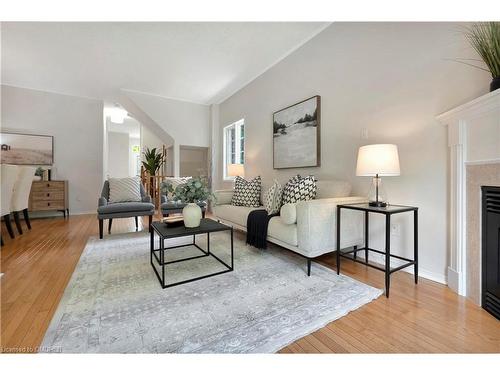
[[1, 164, 19, 243], [11, 166, 36, 234]]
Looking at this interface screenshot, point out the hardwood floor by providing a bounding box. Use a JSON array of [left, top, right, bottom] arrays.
[[1, 214, 499, 353]]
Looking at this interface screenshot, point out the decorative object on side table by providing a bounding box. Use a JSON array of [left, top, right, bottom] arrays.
[[458, 22, 500, 92], [160, 177, 214, 228], [273, 95, 321, 169], [356, 144, 400, 207]]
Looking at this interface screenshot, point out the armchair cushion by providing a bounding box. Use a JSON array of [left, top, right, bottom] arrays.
[[97, 202, 155, 215]]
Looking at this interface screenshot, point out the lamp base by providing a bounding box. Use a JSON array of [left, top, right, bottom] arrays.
[[369, 201, 387, 208]]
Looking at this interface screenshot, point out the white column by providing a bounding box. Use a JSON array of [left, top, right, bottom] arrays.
[[447, 120, 467, 296]]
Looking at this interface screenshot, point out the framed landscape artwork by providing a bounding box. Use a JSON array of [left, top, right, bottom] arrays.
[[0, 132, 54, 165], [273, 95, 321, 169]]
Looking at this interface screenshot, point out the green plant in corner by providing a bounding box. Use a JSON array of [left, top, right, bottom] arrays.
[[458, 22, 500, 92], [35, 167, 45, 177], [160, 177, 215, 204], [142, 147, 165, 175]]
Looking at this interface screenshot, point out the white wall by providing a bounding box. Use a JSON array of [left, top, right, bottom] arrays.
[[215, 23, 491, 283], [124, 90, 210, 176], [129, 136, 140, 177], [1, 84, 104, 214], [107, 131, 130, 178]]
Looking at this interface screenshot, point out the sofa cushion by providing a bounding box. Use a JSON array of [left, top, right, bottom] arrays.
[[268, 216, 298, 246], [97, 202, 154, 215], [231, 176, 261, 207], [108, 177, 141, 203], [316, 180, 352, 198], [263, 179, 282, 215], [282, 175, 317, 204], [213, 204, 264, 227], [280, 203, 297, 225]]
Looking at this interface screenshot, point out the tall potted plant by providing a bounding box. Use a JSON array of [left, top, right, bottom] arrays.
[[460, 22, 500, 92], [161, 177, 214, 227], [142, 147, 165, 175]]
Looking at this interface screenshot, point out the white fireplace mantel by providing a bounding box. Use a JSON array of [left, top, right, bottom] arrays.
[[437, 90, 500, 296]]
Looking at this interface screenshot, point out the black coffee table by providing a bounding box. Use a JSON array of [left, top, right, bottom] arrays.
[[150, 218, 234, 288]]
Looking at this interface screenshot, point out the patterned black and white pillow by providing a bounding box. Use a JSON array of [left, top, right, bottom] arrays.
[[282, 175, 317, 204], [231, 176, 262, 207], [264, 180, 283, 215]]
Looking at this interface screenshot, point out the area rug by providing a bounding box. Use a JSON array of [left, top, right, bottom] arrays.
[[42, 230, 382, 353]]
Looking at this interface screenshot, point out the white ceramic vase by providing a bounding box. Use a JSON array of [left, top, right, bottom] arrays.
[[183, 203, 202, 228]]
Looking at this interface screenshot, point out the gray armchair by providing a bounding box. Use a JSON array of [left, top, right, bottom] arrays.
[[97, 180, 155, 239], [160, 194, 206, 218]]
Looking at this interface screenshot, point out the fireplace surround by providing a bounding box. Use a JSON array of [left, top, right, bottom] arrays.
[[437, 89, 500, 302]]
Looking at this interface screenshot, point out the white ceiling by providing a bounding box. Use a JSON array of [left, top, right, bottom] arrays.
[[1, 22, 328, 104]]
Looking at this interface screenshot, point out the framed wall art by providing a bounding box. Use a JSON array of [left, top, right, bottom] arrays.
[[273, 95, 320, 169], [0, 132, 54, 165]]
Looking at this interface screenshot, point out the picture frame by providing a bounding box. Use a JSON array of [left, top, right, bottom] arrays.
[[0, 132, 54, 165], [273, 95, 321, 169]]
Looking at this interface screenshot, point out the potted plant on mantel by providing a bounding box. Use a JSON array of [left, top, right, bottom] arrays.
[[459, 22, 500, 92], [161, 177, 214, 228]]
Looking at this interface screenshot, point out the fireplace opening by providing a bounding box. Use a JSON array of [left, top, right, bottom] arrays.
[[482, 186, 500, 320]]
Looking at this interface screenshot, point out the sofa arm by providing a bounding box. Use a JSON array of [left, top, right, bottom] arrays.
[[98, 197, 108, 207], [213, 189, 234, 206], [296, 197, 367, 257], [161, 194, 168, 204], [142, 195, 153, 203]]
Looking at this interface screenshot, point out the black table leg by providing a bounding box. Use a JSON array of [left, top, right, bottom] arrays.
[[161, 237, 165, 288], [385, 214, 391, 297], [207, 232, 210, 254], [336, 206, 341, 275], [414, 209, 419, 284], [150, 227, 154, 267], [365, 211, 369, 263], [230, 227, 234, 270]]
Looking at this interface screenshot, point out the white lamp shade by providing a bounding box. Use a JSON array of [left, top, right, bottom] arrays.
[[227, 163, 245, 177], [356, 144, 400, 176]]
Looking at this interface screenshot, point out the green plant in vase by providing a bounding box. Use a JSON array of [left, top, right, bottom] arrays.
[[160, 177, 214, 228], [457, 22, 500, 92], [142, 147, 165, 175]]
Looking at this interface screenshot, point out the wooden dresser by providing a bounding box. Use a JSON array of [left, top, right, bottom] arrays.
[[29, 180, 69, 218]]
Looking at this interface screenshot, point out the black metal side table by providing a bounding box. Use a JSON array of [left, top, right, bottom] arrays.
[[336, 203, 418, 297]]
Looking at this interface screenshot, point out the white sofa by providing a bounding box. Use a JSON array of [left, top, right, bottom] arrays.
[[213, 180, 367, 274]]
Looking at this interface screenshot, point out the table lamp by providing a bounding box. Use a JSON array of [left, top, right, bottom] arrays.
[[227, 164, 245, 178], [356, 144, 400, 207]]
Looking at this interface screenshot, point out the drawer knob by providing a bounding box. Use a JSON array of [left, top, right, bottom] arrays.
[[47, 193, 50, 197], [47, 202, 50, 206], [47, 183, 50, 187]]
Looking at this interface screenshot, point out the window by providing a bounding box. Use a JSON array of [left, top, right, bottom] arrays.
[[223, 119, 245, 180]]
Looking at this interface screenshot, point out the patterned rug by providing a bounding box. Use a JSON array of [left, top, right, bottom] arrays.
[[42, 230, 382, 353]]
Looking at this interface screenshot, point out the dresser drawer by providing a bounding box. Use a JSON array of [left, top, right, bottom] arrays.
[[32, 181, 65, 191], [32, 191, 65, 201], [31, 200, 65, 211]]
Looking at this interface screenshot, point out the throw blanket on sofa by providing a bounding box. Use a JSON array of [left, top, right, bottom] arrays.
[[246, 209, 279, 249]]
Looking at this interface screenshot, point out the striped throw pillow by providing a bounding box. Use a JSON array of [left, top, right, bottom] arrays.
[[108, 177, 142, 203]]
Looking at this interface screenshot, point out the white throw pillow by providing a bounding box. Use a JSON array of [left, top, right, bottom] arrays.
[[280, 203, 297, 225], [264, 179, 282, 214], [108, 177, 142, 203]]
